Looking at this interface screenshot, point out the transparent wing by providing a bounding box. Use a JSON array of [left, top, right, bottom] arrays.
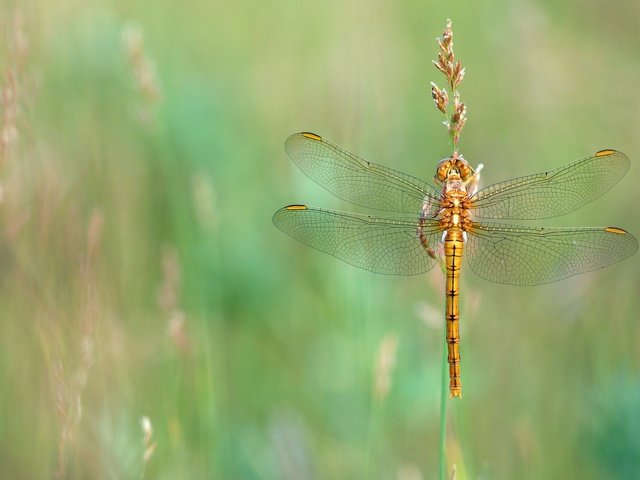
[[285, 132, 441, 214], [466, 223, 638, 285], [470, 150, 630, 220], [272, 205, 442, 275]]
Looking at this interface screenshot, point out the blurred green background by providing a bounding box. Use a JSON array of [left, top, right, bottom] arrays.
[[0, 1, 638, 478]]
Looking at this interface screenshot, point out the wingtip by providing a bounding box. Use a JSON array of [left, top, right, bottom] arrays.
[[604, 226, 629, 235], [273, 205, 309, 222], [595, 148, 622, 157], [300, 132, 322, 141], [284, 132, 322, 142], [284, 132, 323, 152]]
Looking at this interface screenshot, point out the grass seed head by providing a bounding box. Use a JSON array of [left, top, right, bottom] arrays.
[[431, 19, 468, 153]]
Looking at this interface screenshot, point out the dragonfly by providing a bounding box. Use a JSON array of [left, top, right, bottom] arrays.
[[272, 132, 638, 398]]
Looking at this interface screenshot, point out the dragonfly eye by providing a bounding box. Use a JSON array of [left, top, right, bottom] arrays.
[[436, 158, 454, 181], [457, 160, 474, 181]]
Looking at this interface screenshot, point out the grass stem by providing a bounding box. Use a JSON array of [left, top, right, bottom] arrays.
[[439, 327, 448, 480]]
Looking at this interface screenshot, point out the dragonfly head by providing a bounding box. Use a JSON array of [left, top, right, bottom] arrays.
[[436, 154, 474, 183]]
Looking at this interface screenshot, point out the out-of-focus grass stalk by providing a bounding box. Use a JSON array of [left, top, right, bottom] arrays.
[[0, 10, 26, 168], [140, 416, 157, 479], [365, 396, 383, 478], [122, 24, 162, 127], [431, 257, 450, 480], [366, 334, 398, 477], [439, 332, 448, 480]]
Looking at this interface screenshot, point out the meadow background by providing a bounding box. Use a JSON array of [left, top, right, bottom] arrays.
[[1, 1, 639, 479]]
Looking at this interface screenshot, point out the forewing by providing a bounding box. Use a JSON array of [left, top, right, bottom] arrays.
[[272, 205, 441, 275], [470, 150, 629, 220], [285, 132, 441, 214], [465, 222, 638, 285]]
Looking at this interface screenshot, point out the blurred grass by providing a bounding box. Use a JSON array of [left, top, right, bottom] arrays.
[[0, 1, 639, 478]]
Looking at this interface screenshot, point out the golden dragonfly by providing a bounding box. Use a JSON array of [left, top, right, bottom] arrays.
[[273, 132, 638, 398]]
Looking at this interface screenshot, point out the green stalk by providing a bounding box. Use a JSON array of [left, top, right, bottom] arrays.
[[365, 396, 382, 478], [439, 330, 448, 480]]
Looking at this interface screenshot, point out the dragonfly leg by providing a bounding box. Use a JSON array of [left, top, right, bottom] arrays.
[[417, 218, 438, 259]]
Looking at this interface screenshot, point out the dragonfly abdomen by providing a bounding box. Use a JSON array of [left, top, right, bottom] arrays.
[[444, 228, 465, 398]]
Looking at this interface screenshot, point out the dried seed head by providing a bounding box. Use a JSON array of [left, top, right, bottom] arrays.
[[449, 94, 467, 145], [438, 19, 454, 61], [168, 310, 190, 353], [0, 69, 19, 165], [452, 92, 466, 123], [141, 416, 153, 445], [140, 416, 157, 463], [123, 24, 162, 125], [433, 19, 462, 91], [432, 57, 448, 77], [430, 19, 468, 151], [0, 10, 32, 168], [9, 11, 28, 65], [430, 82, 448, 114], [453, 62, 465, 89], [373, 334, 399, 401]]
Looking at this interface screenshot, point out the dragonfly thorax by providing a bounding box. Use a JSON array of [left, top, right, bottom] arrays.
[[443, 177, 467, 196], [438, 172, 473, 232]]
